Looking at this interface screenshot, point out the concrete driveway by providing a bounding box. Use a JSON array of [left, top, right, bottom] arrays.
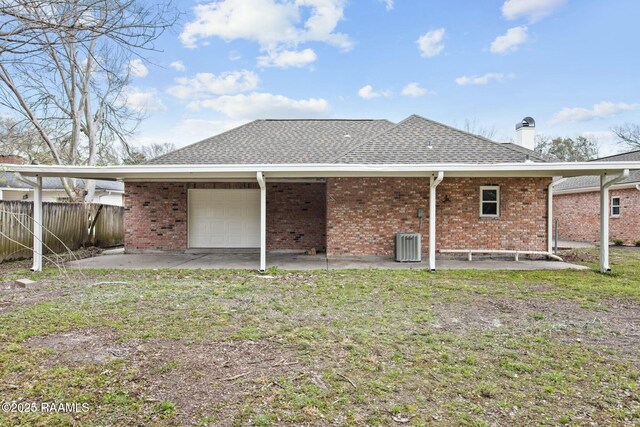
[[68, 251, 589, 271]]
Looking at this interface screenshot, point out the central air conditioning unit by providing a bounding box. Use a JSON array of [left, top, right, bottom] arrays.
[[395, 233, 421, 262]]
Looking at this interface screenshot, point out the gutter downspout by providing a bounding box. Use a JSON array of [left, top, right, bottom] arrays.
[[636, 184, 640, 191], [256, 172, 266, 273], [600, 169, 629, 273], [548, 178, 566, 255], [429, 171, 444, 272]]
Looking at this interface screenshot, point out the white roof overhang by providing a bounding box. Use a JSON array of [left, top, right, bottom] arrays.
[[2, 162, 640, 181]]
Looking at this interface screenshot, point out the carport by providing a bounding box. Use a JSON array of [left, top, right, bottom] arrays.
[[2, 161, 639, 273]]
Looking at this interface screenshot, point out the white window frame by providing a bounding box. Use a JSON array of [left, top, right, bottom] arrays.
[[480, 186, 500, 218], [611, 196, 621, 217]]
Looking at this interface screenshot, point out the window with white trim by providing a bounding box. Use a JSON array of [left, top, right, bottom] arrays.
[[480, 186, 500, 217], [611, 196, 621, 217]]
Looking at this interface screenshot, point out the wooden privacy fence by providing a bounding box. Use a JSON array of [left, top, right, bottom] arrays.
[[0, 201, 124, 262]]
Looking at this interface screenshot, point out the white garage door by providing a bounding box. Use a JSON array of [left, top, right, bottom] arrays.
[[188, 189, 260, 248]]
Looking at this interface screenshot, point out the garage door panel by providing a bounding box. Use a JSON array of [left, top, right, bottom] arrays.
[[188, 189, 260, 248]]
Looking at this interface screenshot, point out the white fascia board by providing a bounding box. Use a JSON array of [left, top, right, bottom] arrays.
[[2, 161, 640, 180], [554, 181, 640, 195]]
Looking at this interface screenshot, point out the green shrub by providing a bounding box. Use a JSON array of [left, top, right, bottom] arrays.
[[635, 241, 640, 247], [613, 239, 624, 246]]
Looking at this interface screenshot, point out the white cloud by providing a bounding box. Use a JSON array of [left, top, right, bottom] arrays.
[[257, 48, 317, 68], [229, 50, 242, 61], [169, 61, 186, 72], [550, 102, 640, 125], [502, 0, 567, 22], [124, 88, 167, 112], [490, 26, 528, 54], [173, 118, 248, 142], [128, 59, 148, 78], [179, 0, 352, 58], [167, 70, 259, 99], [188, 92, 331, 119], [384, 0, 394, 11], [417, 28, 445, 58], [401, 82, 427, 97], [358, 85, 392, 100], [130, 119, 249, 149], [455, 72, 508, 86]]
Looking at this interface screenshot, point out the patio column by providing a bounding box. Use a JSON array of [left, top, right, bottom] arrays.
[[257, 172, 266, 272], [32, 175, 43, 272], [599, 170, 629, 273], [429, 171, 444, 272]]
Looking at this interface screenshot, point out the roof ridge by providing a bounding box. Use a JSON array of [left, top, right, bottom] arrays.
[[329, 116, 413, 162], [262, 118, 387, 122], [144, 120, 259, 165], [591, 148, 640, 162]]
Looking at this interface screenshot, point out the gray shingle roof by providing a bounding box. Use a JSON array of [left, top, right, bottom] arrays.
[[554, 150, 640, 192], [336, 115, 546, 164], [0, 173, 123, 192], [147, 119, 395, 165], [147, 115, 546, 165]]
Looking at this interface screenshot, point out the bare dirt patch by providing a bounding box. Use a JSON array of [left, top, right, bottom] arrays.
[[133, 339, 303, 425], [25, 327, 133, 366], [0, 278, 73, 314], [430, 296, 640, 359], [26, 328, 304, 425]]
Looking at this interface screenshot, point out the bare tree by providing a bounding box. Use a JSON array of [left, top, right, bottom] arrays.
[[0, 0, 177, 201], [121, 142, 176, 164], [462, 118, 497, 140], [612, 123, 640, 149], [0, 116, 53, 164]]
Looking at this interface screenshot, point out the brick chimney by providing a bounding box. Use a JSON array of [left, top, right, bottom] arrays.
[[0, 154, 25, 165]]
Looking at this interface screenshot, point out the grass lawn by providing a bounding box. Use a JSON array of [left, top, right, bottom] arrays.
[[0, 249, 639, 426]]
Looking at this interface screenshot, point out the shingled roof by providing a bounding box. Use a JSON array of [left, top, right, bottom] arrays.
[[148, 119, 395, 165], [147, 114, 545, 165], [336, 115, 546, 164], [554, 150, 640, 192]]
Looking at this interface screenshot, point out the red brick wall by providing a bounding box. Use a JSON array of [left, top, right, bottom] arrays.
[[326, 177, 550, 256], [554, 188, 640, 244], [267, 183, 326, 251], [124, 182, 326, 252]]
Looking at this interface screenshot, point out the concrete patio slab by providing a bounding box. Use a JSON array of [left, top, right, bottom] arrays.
[[68, 252, 589, 271]]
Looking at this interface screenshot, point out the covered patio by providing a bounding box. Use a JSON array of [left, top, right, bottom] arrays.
[[67, 250, 589, 271], [2, 161, 638, 274]]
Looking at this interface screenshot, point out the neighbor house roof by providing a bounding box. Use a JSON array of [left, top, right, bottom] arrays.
[[0, 172, 124, 192], [554, 150, 640, 192], [147, 115, 545, 165]]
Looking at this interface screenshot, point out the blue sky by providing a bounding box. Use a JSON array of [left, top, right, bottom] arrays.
[[130, 0, 640, 156]]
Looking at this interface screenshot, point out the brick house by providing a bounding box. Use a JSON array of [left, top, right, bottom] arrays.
[[3, 115, 639, 272], [554, 150, 640, 245]]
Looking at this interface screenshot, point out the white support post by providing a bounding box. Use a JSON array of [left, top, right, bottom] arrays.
[[429, 171, 444, 272], [547, 180, 554, 254], [31, 175, 43, 272], [256, 172, 266, 273], [599, 170, 629, 273]]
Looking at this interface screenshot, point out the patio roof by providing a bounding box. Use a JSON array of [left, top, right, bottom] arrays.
[[2, 161, 640, 181]]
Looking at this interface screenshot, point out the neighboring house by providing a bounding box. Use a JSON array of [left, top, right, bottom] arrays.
[[0, 154, 124, 206], [3, 115, 639, 273], [554, 150, 640, 244]]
